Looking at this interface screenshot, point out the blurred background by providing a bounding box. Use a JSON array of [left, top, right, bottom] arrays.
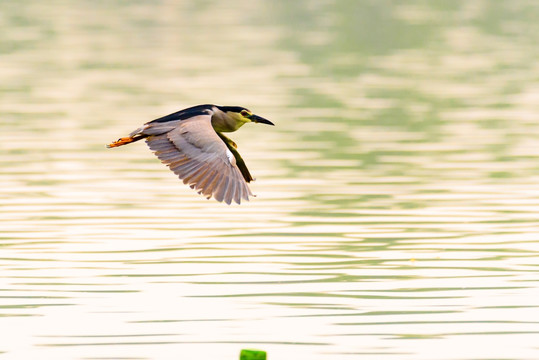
[[2, 0, 539, 359]]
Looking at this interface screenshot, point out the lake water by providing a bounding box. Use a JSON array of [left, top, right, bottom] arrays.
[[2, 1, 539, 359]]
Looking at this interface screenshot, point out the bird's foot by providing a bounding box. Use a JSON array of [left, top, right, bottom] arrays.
[[107, 137, 134, 148]]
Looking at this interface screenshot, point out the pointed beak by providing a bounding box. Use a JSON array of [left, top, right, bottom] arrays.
[[251, 114, 274, 126]]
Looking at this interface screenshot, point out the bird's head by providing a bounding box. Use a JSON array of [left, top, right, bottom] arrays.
[[217, 106, 274, 128]]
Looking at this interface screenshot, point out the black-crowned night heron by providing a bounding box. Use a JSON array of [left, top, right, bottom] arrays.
[[107, 104, 274, 204]]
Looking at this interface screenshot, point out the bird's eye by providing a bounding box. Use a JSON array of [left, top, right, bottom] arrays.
[[240, 110, 251, 117]]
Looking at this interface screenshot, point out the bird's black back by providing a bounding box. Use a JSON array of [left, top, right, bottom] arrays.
[[148, 104, 214, 124]]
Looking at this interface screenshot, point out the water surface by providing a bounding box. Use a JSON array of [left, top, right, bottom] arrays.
[[2, 1, 539, 359]]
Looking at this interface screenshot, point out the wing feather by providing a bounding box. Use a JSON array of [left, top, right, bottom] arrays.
[[239, 175, 252, 201], [197, 169, 218, 198], [144, 114, 252, 204], [208, 172, 224, 197], [181, 163, 207, 184], [224, 177, 236, 206], [175, 160, 200, 177], [189, 167, 210, 186], [214, 176, 229, 203], [195, 168, 214, 191]]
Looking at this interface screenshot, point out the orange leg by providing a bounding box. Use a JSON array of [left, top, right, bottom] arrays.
[[107, 137, 135, 148]]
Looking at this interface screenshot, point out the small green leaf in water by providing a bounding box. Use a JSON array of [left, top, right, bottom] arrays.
[[240, 349, 267, 360]]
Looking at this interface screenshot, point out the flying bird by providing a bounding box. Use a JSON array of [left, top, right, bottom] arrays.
[[107, 104, 274, 205]]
